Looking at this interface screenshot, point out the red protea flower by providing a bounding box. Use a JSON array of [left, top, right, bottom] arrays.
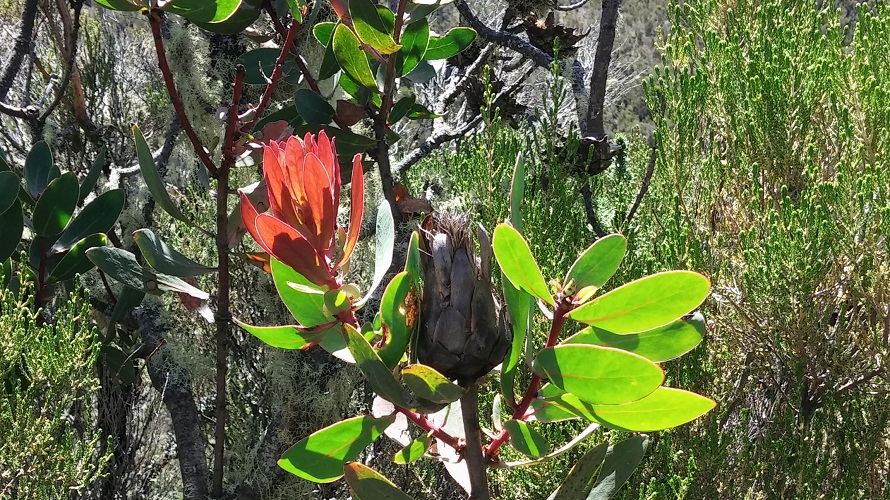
[[240, 131, 364, 288]]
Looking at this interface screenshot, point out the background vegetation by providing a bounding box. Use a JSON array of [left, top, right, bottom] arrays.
[[1, 0, 888, 498]]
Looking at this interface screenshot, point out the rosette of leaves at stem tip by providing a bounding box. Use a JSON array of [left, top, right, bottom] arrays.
[[417, 213, 511, 386]]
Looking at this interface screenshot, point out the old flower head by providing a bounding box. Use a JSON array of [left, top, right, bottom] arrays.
[[240, 131, 364, 288], [417, 214, 511, 385]]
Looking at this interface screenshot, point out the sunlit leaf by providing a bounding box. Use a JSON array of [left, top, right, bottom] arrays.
[[47, 233, 106, 283], [503, 420, 549, 458], [377, 272, 415, 368], [342, 323, 408, 407], [402, 364, 465, 404], [492, 223, 554, 305], [332, 23, 378, 90], [533, 345, 663, 405], [133, 228, 215, 277], [564, 234, 626, 293], [162, 0, 242, 23], [562, 314, 705, 362], [567, 271, 710, 333], [278, 414, 395, 482], [423, 28, 476, 60], [397, 18, 429, 76], [393, 433, 431, 464], [344, 462, 415, 499], [271, 258, 331, 328], [584, 387, 716, 432], [234, 318, 332, 350], [349, 0, 401, 54], [133, 125, 195, 226]]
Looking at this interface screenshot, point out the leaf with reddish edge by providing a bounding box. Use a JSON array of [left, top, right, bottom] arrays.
[[336, 154, 365, 270], [492, 223, 554, 306], [564, 234, 627, 293], [344, 462, 415, 500], [567, 271, 711, 333], [316, 131, 340, 209], [234, 318, 333, 350], [278, 414, 395, 483], [254, 213, 333, 288], [261, 144, 302, 231]]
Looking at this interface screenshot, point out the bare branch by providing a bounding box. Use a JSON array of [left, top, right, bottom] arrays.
[[584, 0, 621, 138], [0, 0, 39, 102], [557, 0, 590, 11], [454, 0, 554, 70], [623, 145, 656, 227]]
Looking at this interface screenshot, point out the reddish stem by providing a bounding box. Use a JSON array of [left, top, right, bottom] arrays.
[[483, 302, 571, 460], [395, 405, 464, 452], [241, 19, 302, 134], [146, 10, 218, 177]]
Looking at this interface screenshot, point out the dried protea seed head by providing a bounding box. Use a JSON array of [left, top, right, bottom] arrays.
[[417, 214, 511, 386]]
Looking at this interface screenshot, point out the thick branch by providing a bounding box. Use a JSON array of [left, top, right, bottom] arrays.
[[584, 0, 621, 138], [37, 0, 84, 127], [393, 116, 481, 175], [581, 182, 608, 237], [454, 0, 553, 69], [0, 0, 39, 102], [133, 306, 209, 500], [460, 384, 490, 500]]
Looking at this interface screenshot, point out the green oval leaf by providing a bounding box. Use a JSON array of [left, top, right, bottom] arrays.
[[234, 318, 332, 349], [393, 433, 431, 464], [0, 171, 20, 214], [342, 323, 408, 407], [563, 313, 705, 363], [78, 148, 107, 205], [0, 200, 23, 262], [349, 0, 401, 55], [271, 258, 331, 328], [161, 0, 242, 23], [278, 414, 395, 483], [333, 23, 378, 90], [86, 246, 145, 291], [388, 94, 416, 125], [47, 233, 106, 283], [93, 0, 141, 11], [237, 47, 301, 85], [533, 345, 663, 405], [503, 420, 549, 458], [51, 189, 125, 253], [357, 199, 394, 306], [424, 27, 476, 60], [344, 462, 415, 500], [133, 125, 195, 226], [567, 271, 711, 333], [585, 387, 716, 432], [564, 234, 627, 293], [32, 172, 79, 237], [402, 364, 465, 404], [378, 272, 414, 368], [492, 223, 554, 306], [527, 398, 579, 423], [397, 18, 429, 76], [295, 88, 336, 125], [133, 228, 215, 277]]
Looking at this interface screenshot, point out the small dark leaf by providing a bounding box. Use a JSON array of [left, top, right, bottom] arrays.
[[295, 88, 336, 125], [46, 233, 106, 283], [78, 148, 106, 205], [547, 441, 609, 500], [0, 200, 24, 263], [588, 436, 649, 499], [24, 141, 54, 198], [32, 172, 79, 237], [133, 228, 215, 277]]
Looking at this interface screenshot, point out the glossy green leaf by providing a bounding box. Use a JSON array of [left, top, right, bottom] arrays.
[[534, 345, 663, 405], [162, 0, 241, 23], [405, 102, 440, 119], [397, 18, 429, 76], [78, 148, 106, 205], [504, 420, 549, 458], [86, 246, 145, 291], [388, 94, 416, 125], [46, 233, 106, 283], [93, 0, 140, 11], [271, 258, 331, 327], [279, 414, 395, 483], [564, 234, 626, 293], [404, 230, 421, 281], [313, 21, 336, 44], [349, 0, 401, 54], [393, 433, 431, 464], [106, 286, 144, 341], [333, 23, 378, 90], [547, 441, 609, 500], [133, 125, 194, 226], [423, 28, 476, 60], [337, 71, 379, 107], [295, 88, 336, 124], [568, 271, 710, 333], [234, 318, 332, 349], [237, 48, 301, 85], [32, 172, 79, 237], [562, 313, 705, 363], [492, 223, 554, 305], [0, 171, 19, 214], [510, 153, 525, 231], [588, 436, 649, 500], [194, 5, 262, 34], [342, 323, 408, 407], [377, 272, 414, 368], [402, 364, 465, 404], [284, 0, 303, 22], [133, 228, 215, 277], [500, 277, 532, 406], [357, 199, 394, 306], [0, 200, 23, 263], [528, 398, 580, 423], [583, 387, 716, 432], [344, 462, 415, 499], [51, 189, 124, 253]]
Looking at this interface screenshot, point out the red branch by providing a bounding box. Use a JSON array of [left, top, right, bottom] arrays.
[[396, 405, 464, 452], [241, 19, 302, 134], [147, 10, 218, 177], [483, 302, 571, 460]]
